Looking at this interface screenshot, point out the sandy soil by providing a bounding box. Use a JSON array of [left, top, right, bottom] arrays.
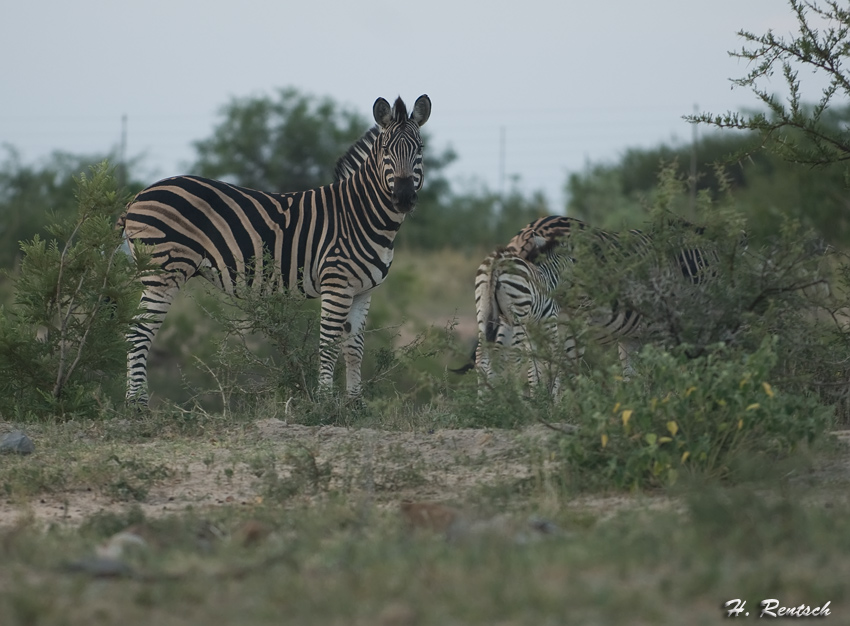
[[3, 422, 847, 528]]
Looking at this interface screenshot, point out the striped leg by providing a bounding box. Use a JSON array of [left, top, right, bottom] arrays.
[[341, 292, 371, 397], [617, 338, 641, 380], [126, 278, 183, 405], [318, 284, 368, 397], [523, 315, 562, 395], [476, 318, 513, 396]]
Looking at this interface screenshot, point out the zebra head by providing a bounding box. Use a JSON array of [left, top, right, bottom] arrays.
[[372, 94, 431, 213]]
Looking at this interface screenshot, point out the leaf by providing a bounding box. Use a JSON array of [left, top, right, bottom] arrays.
[[601, 433, 609, 448], [681, 451, 690, 463], [645, 433, 657, 445], [621, 409, 633, 426], [762, 382, 774, 398], [666, 420, 678, 436], [746, 403, 760, 411], [659, 436, 672, 444], [667, 468, 678, 486], [612, 402, 621, 414], [685, 386, 697, 397]]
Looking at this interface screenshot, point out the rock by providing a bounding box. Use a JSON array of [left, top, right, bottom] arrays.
[[63, 557, 135, 578], [0, 431, 34, 455]]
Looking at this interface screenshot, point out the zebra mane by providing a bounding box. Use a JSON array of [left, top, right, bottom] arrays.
[[527, 234, 567, 264], [334, 126, 380, 182], [392, 97, 408, 121]]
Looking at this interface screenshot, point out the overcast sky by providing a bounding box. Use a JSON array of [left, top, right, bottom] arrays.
[[2, 1, 805, 209]]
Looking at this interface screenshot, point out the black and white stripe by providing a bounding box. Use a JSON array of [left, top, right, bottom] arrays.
[[119, 95, 431, 405], [473, 216, 715, 394]]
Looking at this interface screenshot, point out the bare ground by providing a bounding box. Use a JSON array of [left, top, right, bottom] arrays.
[[3, 421, 848, 529], [0, 419, 677, 528]]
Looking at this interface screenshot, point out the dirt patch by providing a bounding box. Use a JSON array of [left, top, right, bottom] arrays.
[[0, 420, 561, 527], [4, 424, 848, 528]]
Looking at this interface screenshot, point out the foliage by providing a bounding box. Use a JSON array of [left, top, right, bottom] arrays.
[[571, 0, 850, 246], [470, 165, 838, 486], [553, 339, 832, 489], [192, 87, 369, 191], [565, 124, 850, 246], [689, 0, 850, 172], [0, 147, 127, 270], [568, 168, 829, 355], [0, 162, 149, 419]]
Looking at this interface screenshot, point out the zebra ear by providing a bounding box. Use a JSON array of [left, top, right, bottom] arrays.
[[410, 94, 431, 126], [373, 98, 393, 128]]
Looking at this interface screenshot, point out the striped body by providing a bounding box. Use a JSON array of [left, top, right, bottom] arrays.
[[120, 95, 431, 404], [474, 247, 641, 395], [474, 215, 715, 394]]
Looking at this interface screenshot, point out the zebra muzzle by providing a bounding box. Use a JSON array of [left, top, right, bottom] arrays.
[[392, 177, 417, 213]]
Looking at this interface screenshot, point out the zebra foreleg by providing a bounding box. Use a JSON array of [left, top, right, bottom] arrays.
[[318, 288, 372, 398], [617, 338, 641, 380], [341, 292, 372, 398], [317, 291, 349, 396]]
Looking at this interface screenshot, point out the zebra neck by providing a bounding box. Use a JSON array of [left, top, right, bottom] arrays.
[[343, 162, 406, 234]]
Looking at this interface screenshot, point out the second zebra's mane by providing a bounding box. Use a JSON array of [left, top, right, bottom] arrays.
[[334, 126, 380, 182]]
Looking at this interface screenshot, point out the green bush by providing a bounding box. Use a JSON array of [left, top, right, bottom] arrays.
[[553, 337, 833, 489], [0, 162, 148, 419]]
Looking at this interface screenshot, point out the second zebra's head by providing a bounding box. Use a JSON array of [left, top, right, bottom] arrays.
[[373, 94, 431, 213]]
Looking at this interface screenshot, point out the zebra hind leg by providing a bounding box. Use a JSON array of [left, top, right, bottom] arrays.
[[125, 282, 182, 407]]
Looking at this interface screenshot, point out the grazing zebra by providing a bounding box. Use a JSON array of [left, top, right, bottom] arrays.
[[471, 216, 716, 394], [118, 94, 431, 405]]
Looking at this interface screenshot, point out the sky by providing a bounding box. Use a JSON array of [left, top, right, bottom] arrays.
[[1, 1, 807, 210]]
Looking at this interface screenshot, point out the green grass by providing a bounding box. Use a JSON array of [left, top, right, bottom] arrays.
[[0, 481, 847, 625], [0, 410, 847, 625]]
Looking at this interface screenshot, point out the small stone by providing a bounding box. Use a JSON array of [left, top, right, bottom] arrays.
[[64, 557, 134, 578], [0, 431, 34, 455]]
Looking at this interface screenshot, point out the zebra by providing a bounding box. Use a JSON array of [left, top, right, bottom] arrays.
[[118, 94, 431, 405], [470, 216, 716, 394]]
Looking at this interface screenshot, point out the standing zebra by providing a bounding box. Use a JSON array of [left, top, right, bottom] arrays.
[[471, 216, 715, 394], [118, 95, 431, 405]]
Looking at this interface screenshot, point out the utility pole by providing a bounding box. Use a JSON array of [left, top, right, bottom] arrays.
[[499, 125, 506, 200], [689, 104, 698, 212], [119, 114, 128, 188]]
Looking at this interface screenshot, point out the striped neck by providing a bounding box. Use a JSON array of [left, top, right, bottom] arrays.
[[340, 143, 407, 232]]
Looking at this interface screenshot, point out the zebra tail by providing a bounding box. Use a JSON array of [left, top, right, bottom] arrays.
[[449, 339, 479, 374], [482, 256, 503, 344], [115, 203, 135, 258], [114, 203, 130, 233]]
